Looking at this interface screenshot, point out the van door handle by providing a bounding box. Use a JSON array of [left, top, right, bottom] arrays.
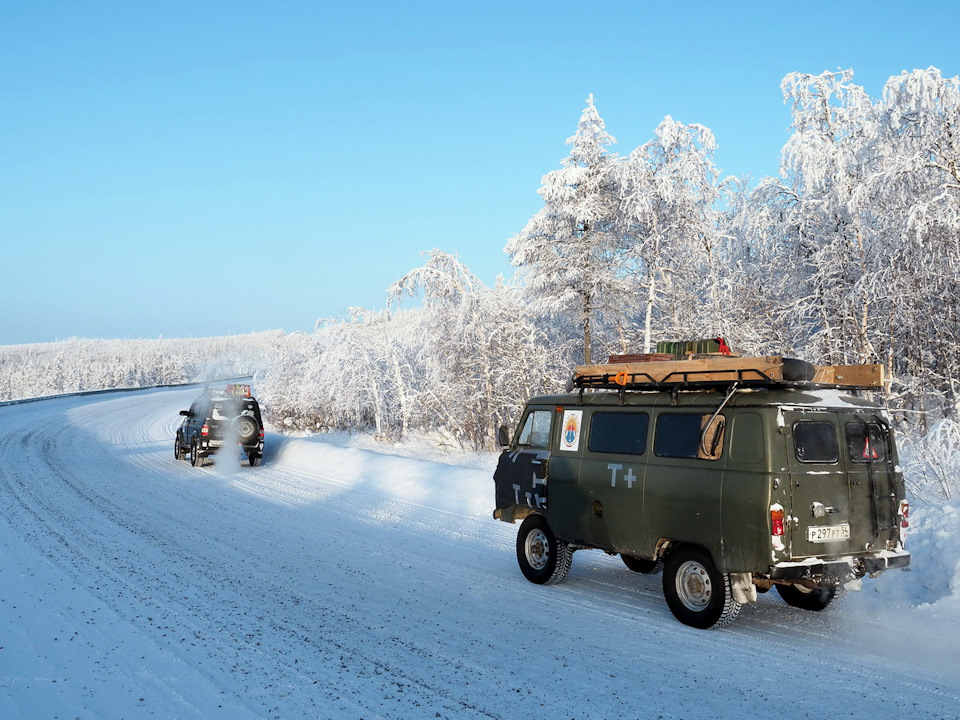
[[812, 502, 839, 518]]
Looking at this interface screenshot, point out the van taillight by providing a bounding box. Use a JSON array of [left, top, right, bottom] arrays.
[[771, 507, 785, 537], [899, 500, 910, 546], [201, 424, 209, 437]]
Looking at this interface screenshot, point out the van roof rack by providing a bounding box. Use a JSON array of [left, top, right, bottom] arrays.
[[572, 355, 885, 392]]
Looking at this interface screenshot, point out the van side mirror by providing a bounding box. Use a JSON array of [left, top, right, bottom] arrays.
[[497, 425, 511, 448]]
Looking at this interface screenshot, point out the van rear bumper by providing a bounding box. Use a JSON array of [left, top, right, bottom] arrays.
[[770, 548, 910, 580]]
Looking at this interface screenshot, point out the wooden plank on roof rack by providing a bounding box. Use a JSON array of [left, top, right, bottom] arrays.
[[812, 364, 885, 388], [575, 355, 795, 385]]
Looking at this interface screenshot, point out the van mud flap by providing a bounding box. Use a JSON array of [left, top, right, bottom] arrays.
[[493, 450, 549, 515]]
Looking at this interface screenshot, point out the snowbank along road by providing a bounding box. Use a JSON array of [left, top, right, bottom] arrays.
[[0, 387, 958, 719]]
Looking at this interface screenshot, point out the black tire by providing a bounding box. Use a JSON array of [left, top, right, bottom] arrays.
[[622, 554, 663, 574], [174, 435, 183, 461], [662, 546, 741, 629], [516, 514, 572, 585], [776, 582, 842, 611], [189, 439, 203, 468], [234, 416, 259, 443], [249, 454, 262, 467]]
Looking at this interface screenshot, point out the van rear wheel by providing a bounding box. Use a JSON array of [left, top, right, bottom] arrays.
[[516, 514, 572, 585], [662, 546, 741, 629], [776, 582, 841, 611]]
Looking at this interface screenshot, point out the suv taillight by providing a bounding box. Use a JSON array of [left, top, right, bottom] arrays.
[[201, 424, 209, 437]]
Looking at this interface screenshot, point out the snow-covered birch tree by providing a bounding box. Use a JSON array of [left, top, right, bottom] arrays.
[[506, 95, 633, 364], [390, 250, 561, 449], [618, 116, 726, 351], [764, 70, 881, 366], [856, 68, 960, 420]]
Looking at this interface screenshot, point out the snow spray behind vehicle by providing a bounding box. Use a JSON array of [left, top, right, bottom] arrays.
[[175, 385, 265, 468]]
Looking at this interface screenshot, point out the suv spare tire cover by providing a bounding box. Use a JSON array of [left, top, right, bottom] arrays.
[[234, 416, 259, 442]]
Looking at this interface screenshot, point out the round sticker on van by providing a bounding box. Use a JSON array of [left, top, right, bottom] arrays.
[[561, 410, 583, 452]]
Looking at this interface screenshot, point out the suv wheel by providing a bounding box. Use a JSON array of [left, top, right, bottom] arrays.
[[249, 453, 263, 467], [190, 439, 203, 468], [516, 514, 572, 585], [174, 435, 183, 461], [662, 546, 741, 629]]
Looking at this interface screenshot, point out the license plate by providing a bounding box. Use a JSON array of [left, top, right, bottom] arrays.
[[807, 524, 850, 543]]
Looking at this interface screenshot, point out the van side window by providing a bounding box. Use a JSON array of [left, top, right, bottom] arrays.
[[517, 410, 552, 449], [846, 422, 888, 463], [729, 412, 764, 464], [589, 412, 649, 455], [793, 421, 839, 463], [654, 413, 725, 460]]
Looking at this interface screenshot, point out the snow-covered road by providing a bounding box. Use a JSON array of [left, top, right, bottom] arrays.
[[1, 387, 958, 719]]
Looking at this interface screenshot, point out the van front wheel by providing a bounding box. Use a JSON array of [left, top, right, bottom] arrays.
[[663, 546, 741, 629], [516, 514, 571, 585]]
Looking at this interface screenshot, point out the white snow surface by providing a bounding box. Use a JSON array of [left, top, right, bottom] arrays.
[[1, 387, 958, 719]]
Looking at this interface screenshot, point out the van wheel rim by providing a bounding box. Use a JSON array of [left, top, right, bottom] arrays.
[[525, 529, 550, 570], [675, 560, 713, 611]]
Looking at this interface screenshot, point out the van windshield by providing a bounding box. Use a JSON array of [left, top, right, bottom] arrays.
[[517, 410, 552, 449]]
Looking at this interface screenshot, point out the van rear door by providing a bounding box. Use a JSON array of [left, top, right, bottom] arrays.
[[841, 415, 899, 547], [785, 414, 855, 557], [783, 411, 898, 559]]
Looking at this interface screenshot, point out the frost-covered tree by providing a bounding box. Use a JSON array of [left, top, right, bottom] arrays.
[[764, 70, 881, 366], [857, 68, 960, 419], [390, 250, 562, 449], [506, 95, 632, 364], [618, 116, 726, 351]]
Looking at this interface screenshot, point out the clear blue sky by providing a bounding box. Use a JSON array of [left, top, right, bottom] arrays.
[[2, 0, 957, 345]]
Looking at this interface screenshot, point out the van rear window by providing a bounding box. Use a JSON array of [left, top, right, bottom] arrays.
[[588, 413, 649, 455], [846, 423, 888, 463], [793, 421, 839, 463]]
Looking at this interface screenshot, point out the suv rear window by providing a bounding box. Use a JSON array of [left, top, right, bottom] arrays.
[[793, 421, 839, 463], [588, 412, 649, 455], [209, 398, 259, 420]]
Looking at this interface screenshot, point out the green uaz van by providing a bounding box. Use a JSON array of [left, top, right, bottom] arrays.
[[493, 357, 910, 629]]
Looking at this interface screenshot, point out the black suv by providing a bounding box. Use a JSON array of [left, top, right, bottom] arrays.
[[175, 386, 264, 467]]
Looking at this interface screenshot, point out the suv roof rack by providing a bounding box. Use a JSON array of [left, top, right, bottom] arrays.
[[572, 355, 885, 392]]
